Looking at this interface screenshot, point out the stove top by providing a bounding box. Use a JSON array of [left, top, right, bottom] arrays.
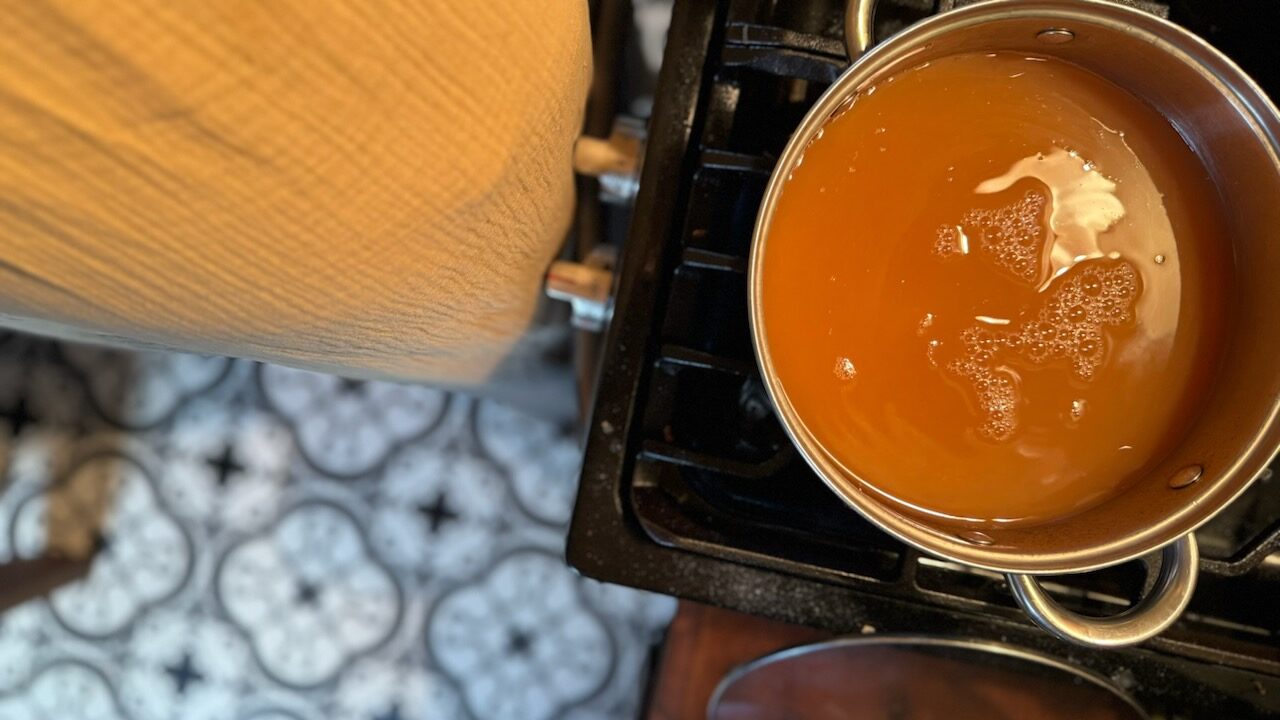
[[567, 1, 1280, 717]]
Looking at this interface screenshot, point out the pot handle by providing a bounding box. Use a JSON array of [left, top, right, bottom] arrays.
[[845, 0, 877, 60], [1006, 534, 1199, 647]]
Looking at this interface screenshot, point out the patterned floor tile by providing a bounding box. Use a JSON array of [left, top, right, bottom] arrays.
[[0, 336, 675, 720]]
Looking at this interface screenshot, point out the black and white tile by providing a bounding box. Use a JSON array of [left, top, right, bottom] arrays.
[[427, 550, 615, 720], [369, 441, 508, 581], [257, 365, 449, 479], [0, 336, 675, 719], [0, 659, 129, 720], [10, 451, 194, 639]]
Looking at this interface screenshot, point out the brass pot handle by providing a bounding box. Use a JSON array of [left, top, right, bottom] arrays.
[[1007, 534, 1199, 647], [845, 0, 878, 60]]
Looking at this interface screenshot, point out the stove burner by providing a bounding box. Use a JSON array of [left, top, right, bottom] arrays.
[[568, 1, 1280, 717]]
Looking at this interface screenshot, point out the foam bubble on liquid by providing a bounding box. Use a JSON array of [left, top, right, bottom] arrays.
[[1030, 261, 1139, 378], [942, 260, 1140, 439], [974, 148, 1126, 288], [1070, 398, 1087, 422], [934, 190, 1046, 282], [947, 355, 1019, 440], [834, 356, 857, 380], [917, 313, 935, 335], [934, 226, 960, 257]]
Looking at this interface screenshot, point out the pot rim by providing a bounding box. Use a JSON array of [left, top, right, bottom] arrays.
[[747, 0, 1280, 574], [706, 634, 1149, 719]]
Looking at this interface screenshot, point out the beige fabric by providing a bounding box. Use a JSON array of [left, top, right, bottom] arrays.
[[0, 0, 590, 383]]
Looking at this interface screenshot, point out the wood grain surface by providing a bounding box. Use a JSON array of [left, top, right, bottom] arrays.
[[647, 602, 1143, 720], [647, 601, 830, 720], [0, 0, 590, 383]]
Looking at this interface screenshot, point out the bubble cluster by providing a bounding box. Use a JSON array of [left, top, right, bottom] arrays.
[[917, 313, 935, 335], [834, 356, 857, 380], [934, 190, 1048, 282], [943, 260, 1140, 440], [1023, 261, 1138, 378], [933, 226, 962, 257], [948, 356, 1020, 440], [1070, 398, 1087, 422]]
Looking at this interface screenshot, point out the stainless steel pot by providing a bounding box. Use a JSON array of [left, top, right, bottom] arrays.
[[708, 636, 1147, 719], [749, 0, 1280, 647]]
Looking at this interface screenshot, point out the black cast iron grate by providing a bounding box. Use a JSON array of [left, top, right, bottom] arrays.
[[569, 1, 1280, 717]]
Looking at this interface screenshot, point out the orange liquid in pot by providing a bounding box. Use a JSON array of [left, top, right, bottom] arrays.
[[760, 52, 1232, 527]]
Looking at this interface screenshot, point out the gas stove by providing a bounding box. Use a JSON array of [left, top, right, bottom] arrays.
[[566, 1, 1280, 717]]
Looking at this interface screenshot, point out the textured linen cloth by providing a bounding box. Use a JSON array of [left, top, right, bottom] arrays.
[[0, 0, 590, 384]]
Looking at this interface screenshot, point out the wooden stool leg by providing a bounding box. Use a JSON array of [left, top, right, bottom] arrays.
[[0, 556, 93, 613]]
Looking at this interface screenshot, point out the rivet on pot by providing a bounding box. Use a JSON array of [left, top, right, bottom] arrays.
[[1168, 465, 1203, 489], [957, 530, 995, 546], [1036, 28, 1075, 44]]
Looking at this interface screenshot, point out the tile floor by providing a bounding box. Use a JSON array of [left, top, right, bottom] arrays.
[[0, 332, 675, 720]]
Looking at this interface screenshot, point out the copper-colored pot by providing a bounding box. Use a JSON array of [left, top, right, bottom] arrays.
[[749, 0, 1280, 647]]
